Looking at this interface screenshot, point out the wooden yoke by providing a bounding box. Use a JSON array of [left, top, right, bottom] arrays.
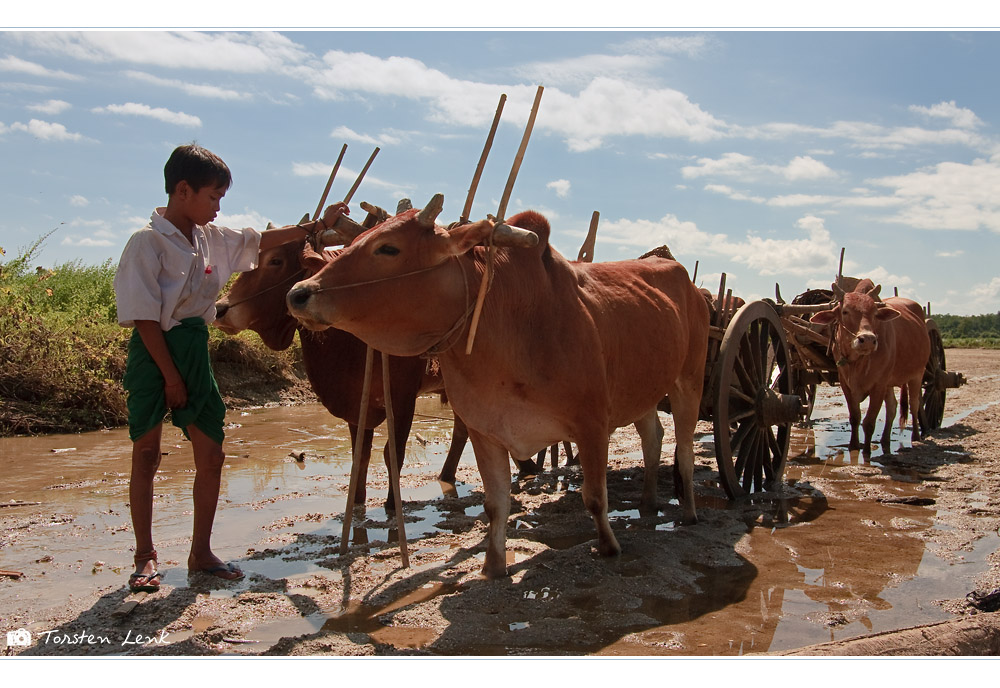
[[467, 85, 545, 355]]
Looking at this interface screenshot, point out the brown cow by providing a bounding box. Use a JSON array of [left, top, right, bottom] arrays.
[[810, 280, 930, 455], [284, 195, 710, 578], [214, 234, 470, 507]]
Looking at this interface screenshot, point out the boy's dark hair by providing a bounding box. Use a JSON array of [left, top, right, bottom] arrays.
[[164, 143, 232, 195]]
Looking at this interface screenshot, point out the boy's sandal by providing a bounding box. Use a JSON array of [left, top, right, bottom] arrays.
[[129, 548, 160, 593], [128, 570, 161, 593]]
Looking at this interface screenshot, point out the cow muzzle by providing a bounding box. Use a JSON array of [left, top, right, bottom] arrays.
[[852, 331, 878, 354], [286, 282, 332, 331]]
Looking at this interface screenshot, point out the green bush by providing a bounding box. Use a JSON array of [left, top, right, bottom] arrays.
[[0, 234, 303, 436]]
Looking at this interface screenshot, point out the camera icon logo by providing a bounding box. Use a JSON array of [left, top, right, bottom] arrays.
[[7, 628, 32, 647]]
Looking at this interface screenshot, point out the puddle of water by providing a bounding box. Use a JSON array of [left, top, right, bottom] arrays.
[[2, 380, 996, 656]]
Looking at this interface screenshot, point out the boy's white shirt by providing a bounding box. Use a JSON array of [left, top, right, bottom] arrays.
[[114, 207, 262, 331]]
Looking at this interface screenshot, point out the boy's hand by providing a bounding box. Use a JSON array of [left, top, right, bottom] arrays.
[[321, 202, 350, 229], [165, 380, 188, 409]]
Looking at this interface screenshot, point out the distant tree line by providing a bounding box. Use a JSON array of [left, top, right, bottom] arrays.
[[935, 312, 1000, 339]]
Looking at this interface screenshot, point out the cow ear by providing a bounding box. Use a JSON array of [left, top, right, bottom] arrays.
[[445, 220, 493, 256], [299, 243, 329, 274], [810, 308, 838, 325], [876, 305, 900, 322]]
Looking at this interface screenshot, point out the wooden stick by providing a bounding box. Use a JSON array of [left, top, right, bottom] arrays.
[[0, 569, 23, 578], [343, 147, 380, 204], [692, 260, 699, 284], [381, 352, 409, 568], [496, 85, 543, 223], [837, 247, 845, 287], [340, 346, 375, 555], [466, 86, 544, 355], [577, 210, 599, 263], [313, 144, 348, 220], [461, 94, 507, 224]]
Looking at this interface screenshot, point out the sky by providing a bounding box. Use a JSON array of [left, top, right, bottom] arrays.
[[2, 18, 999, 315]]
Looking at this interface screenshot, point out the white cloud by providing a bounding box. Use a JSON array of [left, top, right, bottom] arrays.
[[547, 179, 571, 198], [683, 152, 835, 182], [705, 184, 766, 204], [330, 125, 402, 147], [0, 54, 80, 80], [871, 157, 1000, 232], [15, 31, 311, 73], [910, 101, 983, 129], [92, 102, 201, 127], [124, 70, 251, 100], [4, 119, 85, 141], [69, 195, 89, 207], [304, 52, 726, 149], [594, 212, 838, 279], [60, 219, 116, 247], [216, 209, 271, 231], [28, 99, 71, 115]]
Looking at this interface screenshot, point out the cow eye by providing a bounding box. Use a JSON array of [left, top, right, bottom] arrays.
[[375, 244, 400, 256], [268, 256, 284, 267]]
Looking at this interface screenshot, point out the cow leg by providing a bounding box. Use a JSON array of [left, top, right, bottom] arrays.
[[564, 441, 578, 466], [346, 423, 374, 504], [881, 388, 898, 450], [861, 389, 886, 458], [439, 414, 468, 484], [907, 377, 925, 442], [467, 430, 513, 578], [842, 387, 863, 451], [632, 408, 664, 515], [669, 379, 701, 526], [383, 393, 417, 511], [576, 432, 620, 557]]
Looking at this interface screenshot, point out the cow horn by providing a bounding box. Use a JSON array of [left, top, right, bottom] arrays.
[[417, 194, 444, 227], [397, 198, 413, 213], [831, 282, 845, 301], [493, 222, 539, 248], [867, 283, 882, 301]]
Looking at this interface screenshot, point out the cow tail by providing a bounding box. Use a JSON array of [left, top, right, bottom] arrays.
[[900, 386, 909, 429]]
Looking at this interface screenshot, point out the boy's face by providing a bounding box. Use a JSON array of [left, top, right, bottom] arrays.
[[176, 181, 227, 226]]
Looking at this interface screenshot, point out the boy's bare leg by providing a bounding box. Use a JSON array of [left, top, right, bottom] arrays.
[[129, 424, 163, 584], [186, 424, 242, 579]]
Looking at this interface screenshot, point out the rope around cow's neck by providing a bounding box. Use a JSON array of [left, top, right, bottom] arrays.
[[303, 254, 478, 357]]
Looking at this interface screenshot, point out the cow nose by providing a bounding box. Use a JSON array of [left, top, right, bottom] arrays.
[[215, 301, 229, 320], [287, 283, 314, 310], [855, 332, 877, 349]]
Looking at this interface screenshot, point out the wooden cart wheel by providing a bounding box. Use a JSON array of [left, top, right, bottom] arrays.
[[922, 319, 947, 431], [712, 301, 798, 499]]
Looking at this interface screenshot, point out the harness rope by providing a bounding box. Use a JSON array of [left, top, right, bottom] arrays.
[[305, 255, 477, 357]]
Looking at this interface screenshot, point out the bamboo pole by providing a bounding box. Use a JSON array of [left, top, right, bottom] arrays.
[[692, 260, 699, 285], [313, 144, 348, 220], [466, 86, 544, 355], [340, 346, 375, 555], [381, 352, 409, 568], [837, 247, 846, 287], [343, 147, 380, 204], [577, 210, 599, 263], [461, 94, 507, 224]]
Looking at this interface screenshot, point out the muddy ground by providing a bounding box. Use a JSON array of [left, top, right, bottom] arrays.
[[2, 348, 999, 658]]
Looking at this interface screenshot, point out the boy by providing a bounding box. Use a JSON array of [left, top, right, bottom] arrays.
[[114, 143, 348, 592]]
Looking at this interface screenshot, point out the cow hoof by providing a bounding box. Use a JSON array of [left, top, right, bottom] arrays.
[[480, 563, 509, 579], [680, 514, 698, 526]]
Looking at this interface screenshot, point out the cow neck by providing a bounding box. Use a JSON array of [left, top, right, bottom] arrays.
[[421, 255, 475, 358]]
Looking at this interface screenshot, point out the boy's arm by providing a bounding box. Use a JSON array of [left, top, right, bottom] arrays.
[[134, 320, 188, 409], [258, 202, 350, 251]]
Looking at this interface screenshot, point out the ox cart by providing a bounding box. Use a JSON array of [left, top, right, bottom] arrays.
[[664, 273, 967, 500]]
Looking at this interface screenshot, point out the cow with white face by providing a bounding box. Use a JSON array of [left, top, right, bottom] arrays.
[[810, 280, 930, 455], [286, 194, 709, 578]]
